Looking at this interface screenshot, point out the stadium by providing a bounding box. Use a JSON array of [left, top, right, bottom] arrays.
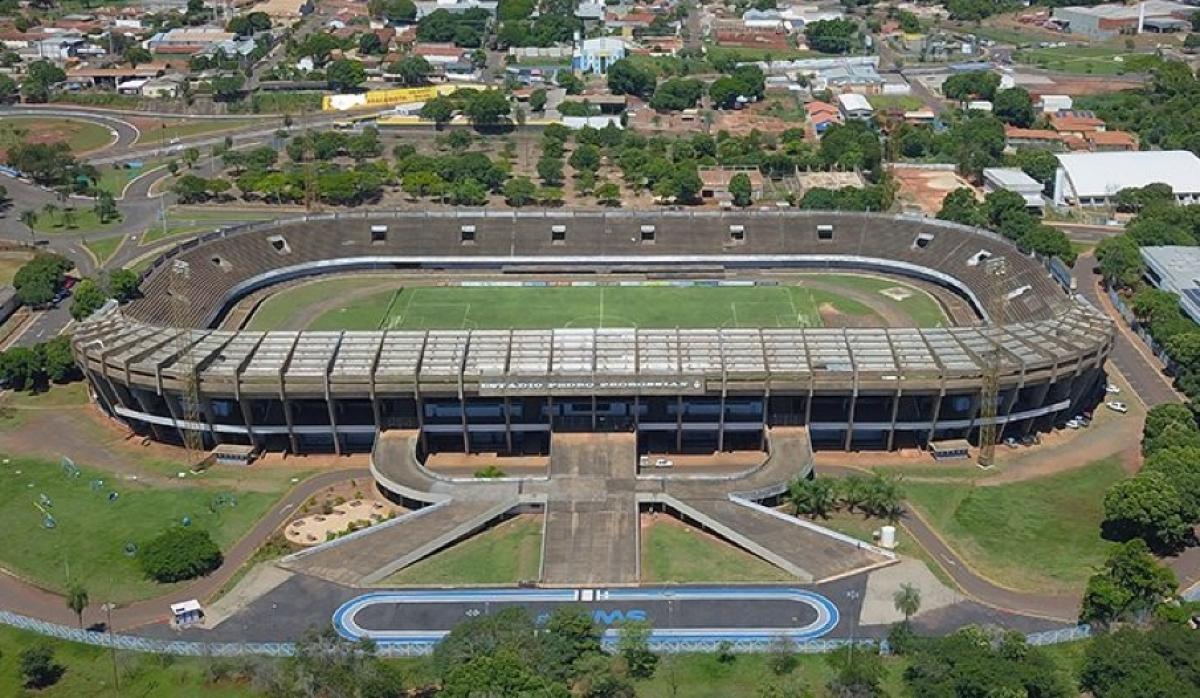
[[71, 210, 1114, 459]]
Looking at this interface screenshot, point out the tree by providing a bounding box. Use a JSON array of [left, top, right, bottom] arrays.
[[464, 90, 511, 127], [993, 87, 1034, 127], [530, 88, 547, 112], [403, 170, 447, 199], [66, 584, 88, 628], [390, 55, 432, 86], [327, 59, 367, 92], [1082, 626, 1200, 698], [805, 18, 857, 54], [1081, 539, 1178, 625], [649, 77, 704, 111], [617, 620, 658, 679], [729, 172, 753, 207], [19, 644, 64, 689], [1010, 148, 1059, 191], [108, 269, 140, 302], [210, 74, 245, 102], [904, 627, 1072, 698], [40, 336, 79, 384], [70, 278, 107, 321], [0, 74, 16, 103], [358, 31, 384, 55], [123, 46, 152, 68], [787, 476, 837, 518], [1096, 235, 1145, 288], [20, 60, 65, 102], [892, 583, 921, 622], [420, 96, 456, 127], [138, 527, 223, 583], [1103, 471, 1193, 550], [825, 645, 884, 698], [596, 181, 621, 206], [538, 156, 564, 186], [941, 71, 1000, 102], [936, 187, 984, 227], [92, 190, 118, 224], [606, 59, 656, 99], [18, 209, 37, 236], [13, 252, 70, 307], [536, 186, 563, 206], [569, 144, 601, 173], [503, 176, 536, 206]]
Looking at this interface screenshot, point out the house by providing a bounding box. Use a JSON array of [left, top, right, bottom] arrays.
[[1048, 110, 1105, 137], [146, 28, 236, 57], [813, 61, 884, 94], [1004, 126, 1067, 151], [413, 0, 498, 18], [573, 36, 627, 75], [1084, 130, 1138, 152], [698, 167, 765, 202], [836, 93, 873, 121], [253, 0, 314, 21], [413, 42, 468, 65], [805, 100, 842, 133], [983, 167, 1046, 210], [1038, 94, 1073, 113]]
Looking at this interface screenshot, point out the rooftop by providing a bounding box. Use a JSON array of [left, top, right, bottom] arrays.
[[1141, 246, 1200, 322], [1055, 150, 1200, 198]]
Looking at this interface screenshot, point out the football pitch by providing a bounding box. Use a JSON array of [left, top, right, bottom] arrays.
[[246, 275, 949, 331]]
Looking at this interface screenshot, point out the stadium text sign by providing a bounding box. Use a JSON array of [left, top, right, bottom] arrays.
[[478, 377, 706, 396]]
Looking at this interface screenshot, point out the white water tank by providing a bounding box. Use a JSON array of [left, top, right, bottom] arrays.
[[879, 525, 897, 550]]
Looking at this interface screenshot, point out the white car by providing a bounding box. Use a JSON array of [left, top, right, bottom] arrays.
[[1106, 401, 1128, 414], [1105, 384, 1121, 394], [653, 458, 674, 468], [1065, 418, 1081, 429]]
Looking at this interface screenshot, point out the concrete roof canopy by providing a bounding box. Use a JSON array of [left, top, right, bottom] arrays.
[[1055, 150, 1200, 199]]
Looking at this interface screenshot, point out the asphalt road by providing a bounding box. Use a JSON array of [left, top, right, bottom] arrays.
[[1076, 252, 1181, 408]]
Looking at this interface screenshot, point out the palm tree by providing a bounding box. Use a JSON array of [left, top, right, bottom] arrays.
[[893, 583, 921, 622], [19, 209, 37, 238], [42, 202, 59, 227], [66, 583, 89, 628], [61, 207, 78, 229], [786, 476, 837, 519]]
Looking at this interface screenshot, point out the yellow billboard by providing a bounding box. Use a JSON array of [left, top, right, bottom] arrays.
[[322, 83, 492, 111]]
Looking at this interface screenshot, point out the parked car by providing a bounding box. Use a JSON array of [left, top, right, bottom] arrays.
[[1105, 384, 1121, 394], [1004, 437, 1019, 449], [1065, 418, 1081, 429], [1106, 401, 1128, 414]]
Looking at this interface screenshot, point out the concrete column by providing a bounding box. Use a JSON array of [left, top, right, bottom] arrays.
[[843, 388, 858, 451], [504, 397, 513, 454], [886, 388, 902, 451], [675, 395, 683, 452]]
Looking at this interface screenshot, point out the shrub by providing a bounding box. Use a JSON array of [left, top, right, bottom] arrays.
[[19, 644, 64, 688], [138, 527, 223, 583]]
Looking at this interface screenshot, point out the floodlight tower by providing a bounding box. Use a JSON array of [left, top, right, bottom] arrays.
[[170, 260, 205, 469], [977, 256, 1009, 468]]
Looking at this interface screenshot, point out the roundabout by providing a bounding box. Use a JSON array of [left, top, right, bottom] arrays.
[[332, 587, 840, 650]]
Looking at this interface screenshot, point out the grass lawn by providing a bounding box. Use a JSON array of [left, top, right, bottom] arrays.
[[867, 95, 925, 112], [83, 235, 124, 265], [705, 44, 818, 64], [134, 118, 259, 147], [1013, 47, 1163, 75], [0, 117, 114, 155], [0, 454, 281, 603], [0, 624, 260, 697], [902, 457, 1125, 594], [31, 208, 122, 235], [635, 652, 908, 698], [380, 515, 542, 585], [141, 209, 280, 246], [0, 249, 34, 286], [96, 161, 165, 198], [817, 273, 948, 328], [641, 519, 796, 583]]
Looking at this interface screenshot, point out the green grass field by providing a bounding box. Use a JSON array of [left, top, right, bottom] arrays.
[[96, 161, 165, 198], [0, 454, 280, 604], [84, 236, 123, 265], [0, 117, 114, 154], [248, 273, 950, 332], [903, 457, 1125, 594], [641, 520, 796, 583], [0, 624, 260, 697], [379, 515, 542, 585], [0, 249, 34, 286], [1013, 47, 1163, 75], [134, 119, 258, 147], [31, 208, 121, 235]]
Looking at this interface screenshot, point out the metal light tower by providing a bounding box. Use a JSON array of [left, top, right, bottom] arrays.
[[170, 260, 205, 469], [977, 257, 1009, 468]]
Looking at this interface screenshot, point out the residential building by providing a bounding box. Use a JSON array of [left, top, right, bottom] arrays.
[[698, 167, 765, 203], [1053, 150, 1200, 207], [805, 100, 842, 133], [836, 92, 873, 121], [413, 0, 498, 18]]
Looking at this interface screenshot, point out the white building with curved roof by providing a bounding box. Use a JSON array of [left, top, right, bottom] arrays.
[[1052, 150, 1200, 207]]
